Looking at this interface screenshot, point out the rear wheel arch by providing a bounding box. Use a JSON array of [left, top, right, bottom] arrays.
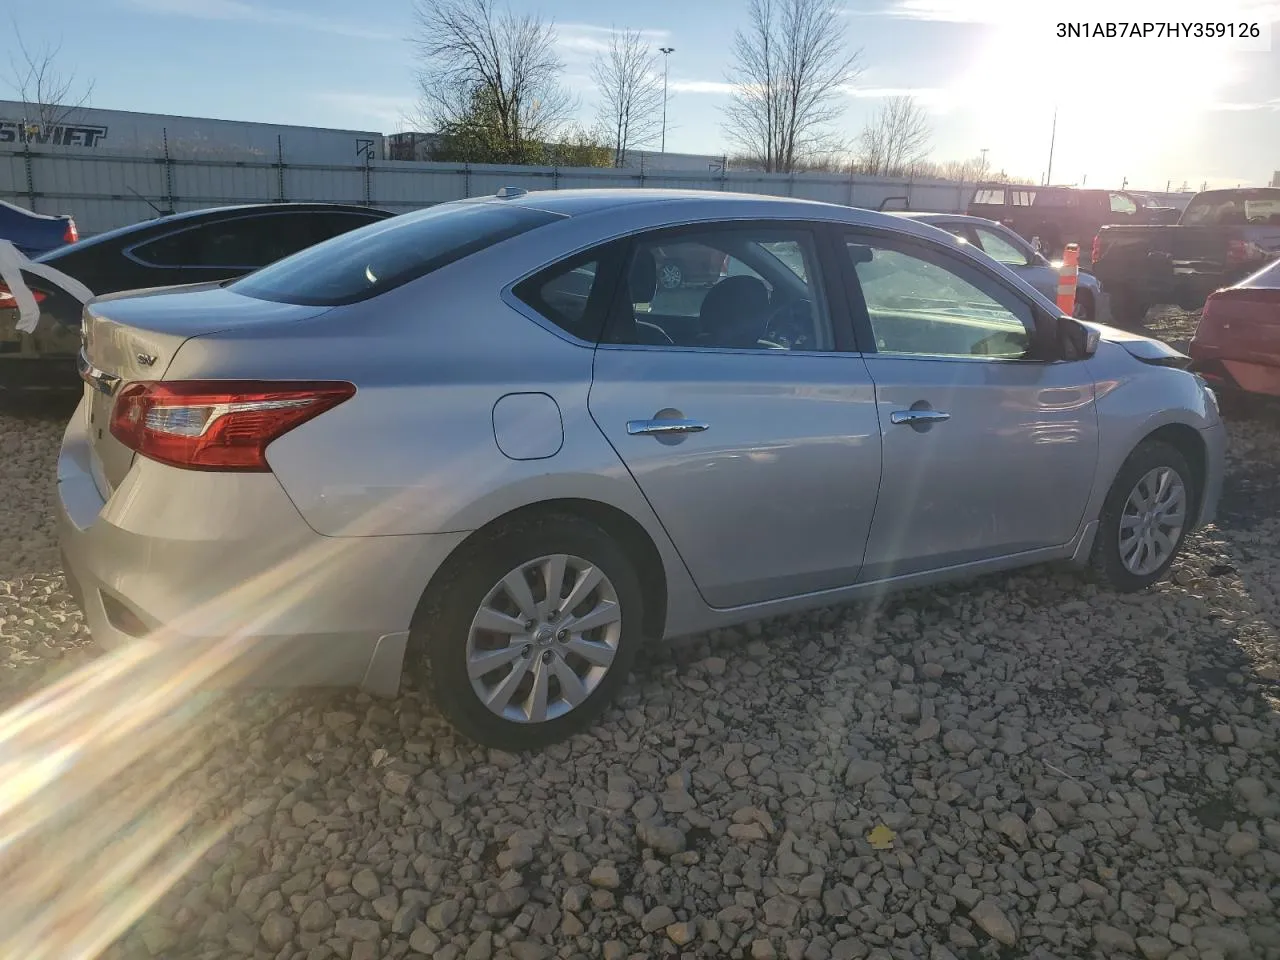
[[410, 497, 669, 645]]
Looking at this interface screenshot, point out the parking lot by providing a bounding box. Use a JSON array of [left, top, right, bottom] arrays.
[[1, 307, 1278, 960]]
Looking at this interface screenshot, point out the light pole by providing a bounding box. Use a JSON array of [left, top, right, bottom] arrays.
[[1045, 104, 1058, 185], [979, 147, 989, 178], [659, 46, 675, 154]]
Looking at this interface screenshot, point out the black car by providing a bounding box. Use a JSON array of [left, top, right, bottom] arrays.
[[1, 202, 393, 387]]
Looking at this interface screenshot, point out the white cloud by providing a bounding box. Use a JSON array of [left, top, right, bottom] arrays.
[[123, 0, 398, 41], [668, 80, 737, 95], [845, 86, 944, 100], [872, 0, 1280, 21], [1212, 98, 1280, 111], [314, 92, 418, 131], [554, 23, 672, 61]]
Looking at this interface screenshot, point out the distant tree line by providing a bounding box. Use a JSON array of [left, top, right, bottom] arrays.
[[408, 0, 1033, 182]]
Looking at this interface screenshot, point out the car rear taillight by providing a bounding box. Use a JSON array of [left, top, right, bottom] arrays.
[[64, 219, 79, 243], [0, 282, 47, 307], [1091, 234, 1101, 264], [109, 380, 356, 472]]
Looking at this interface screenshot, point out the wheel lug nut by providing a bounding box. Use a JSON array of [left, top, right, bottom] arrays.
[[524, 619, 536, 630], [557, 630, 568, 642], [541, 650, 554, 663], [522, 645, 532, 658], [548, 610, 560, 622]]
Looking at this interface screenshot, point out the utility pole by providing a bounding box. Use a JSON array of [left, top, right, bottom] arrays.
[[659, 47, 675, 154], [1045, 105, 1058, 185], [979, 147, 989, 178]]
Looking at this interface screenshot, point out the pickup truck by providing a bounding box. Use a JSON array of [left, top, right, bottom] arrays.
[[967, 184, 1178, 264], [1091, 187, 1280, 326]]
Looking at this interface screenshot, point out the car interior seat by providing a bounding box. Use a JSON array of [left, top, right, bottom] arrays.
[[698, 275, 771, 348]]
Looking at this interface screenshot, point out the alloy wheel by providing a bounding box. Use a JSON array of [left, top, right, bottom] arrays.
[[1117, 466, 1187, 576], [465, 554, 622, 724]]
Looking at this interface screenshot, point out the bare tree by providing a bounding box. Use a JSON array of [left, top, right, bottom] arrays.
[[722, 0, 862, 173], [5, 24, 95, 133], [410, 0, 576, 164], [591, 28, 664, 167], [857, 95, 931, 177], [934, 153, 992, 183]]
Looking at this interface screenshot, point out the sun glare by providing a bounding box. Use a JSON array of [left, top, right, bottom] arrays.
[[943, 17, 1246, 185]]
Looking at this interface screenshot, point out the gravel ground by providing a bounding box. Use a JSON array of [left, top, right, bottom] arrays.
[[2, 313, 1278, 960]]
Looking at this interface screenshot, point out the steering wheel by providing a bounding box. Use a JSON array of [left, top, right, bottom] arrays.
[[761, 298, 813, 349]]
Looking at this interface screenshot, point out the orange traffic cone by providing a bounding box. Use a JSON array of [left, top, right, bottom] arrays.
[[1056, 243, 1079, 316]]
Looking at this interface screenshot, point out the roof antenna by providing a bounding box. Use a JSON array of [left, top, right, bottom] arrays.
[[126, 185, 171, 218]]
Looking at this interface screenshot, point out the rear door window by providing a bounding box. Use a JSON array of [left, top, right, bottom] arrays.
[[1109, 193, 1138, 215], [232, 202, 559, 306], [972, 189, 1005, 205]]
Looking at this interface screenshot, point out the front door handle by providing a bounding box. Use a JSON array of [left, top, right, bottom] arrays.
[[627, 418, 710, 436], [890, 409, 951, 425]]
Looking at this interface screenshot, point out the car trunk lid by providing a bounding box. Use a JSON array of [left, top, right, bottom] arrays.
[[80, 284, 330, 495]]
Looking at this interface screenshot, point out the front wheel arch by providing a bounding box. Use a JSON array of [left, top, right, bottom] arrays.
[[1135, 422, 1206, 526]]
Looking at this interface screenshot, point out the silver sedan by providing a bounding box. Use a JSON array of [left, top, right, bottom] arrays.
[[58, 189, 1225, 749]]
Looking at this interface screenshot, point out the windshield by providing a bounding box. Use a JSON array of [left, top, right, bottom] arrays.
[[231, 201, 560, 306]]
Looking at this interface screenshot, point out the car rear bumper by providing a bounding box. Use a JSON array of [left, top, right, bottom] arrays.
[[56, 399, 468, 696], [1189, 348, 1280, 398]]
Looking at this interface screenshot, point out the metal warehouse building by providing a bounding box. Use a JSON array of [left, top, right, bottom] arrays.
[[0, 101, 384, 163]]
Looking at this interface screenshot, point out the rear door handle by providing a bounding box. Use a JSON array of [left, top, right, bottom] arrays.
[[627, 418, 710, 436], [890, 410, 951, 425]]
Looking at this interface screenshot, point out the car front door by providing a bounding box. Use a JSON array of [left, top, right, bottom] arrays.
[[839, 229, 1099, 580], [968, 223, 1061, 300], [586, 221, 883, 608]]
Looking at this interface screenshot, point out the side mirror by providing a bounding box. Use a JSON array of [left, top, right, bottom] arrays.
[[1059, 314, 1100, 360]]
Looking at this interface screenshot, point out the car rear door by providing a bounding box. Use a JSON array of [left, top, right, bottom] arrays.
[[838, 227, 1099, 580], [586, 220, 884, 609]]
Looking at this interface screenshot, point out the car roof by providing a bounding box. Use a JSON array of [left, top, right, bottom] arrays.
[[496, 188, 851, 217], [893, 211, 1007, 229], [466, 188, 950, 241], [35, 202, 392, 262]]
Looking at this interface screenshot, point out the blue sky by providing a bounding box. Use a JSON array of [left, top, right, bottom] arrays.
[[5, 0, 1280, 189]]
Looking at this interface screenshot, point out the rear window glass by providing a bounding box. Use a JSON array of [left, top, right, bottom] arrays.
[[1181, 190, 1280, 226], [972, 189, 1005, 205], [231, 202, 559, 306]]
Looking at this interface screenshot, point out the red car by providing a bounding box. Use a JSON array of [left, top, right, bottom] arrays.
[[1189, 257, 1280, 405]]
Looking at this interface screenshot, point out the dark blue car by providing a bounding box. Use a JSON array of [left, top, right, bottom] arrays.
[[0, 199, 79, 259]]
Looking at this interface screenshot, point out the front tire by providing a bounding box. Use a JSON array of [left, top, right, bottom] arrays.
[[413, 514, 645, 751], [1091, 441, 1195, 592], [1072, 289, 1095, 322]]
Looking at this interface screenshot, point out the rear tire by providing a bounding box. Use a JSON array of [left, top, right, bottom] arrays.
[[412, 514, 645, 751], [658, 261, 683, 290], [1091, 441, 1195, 593]]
